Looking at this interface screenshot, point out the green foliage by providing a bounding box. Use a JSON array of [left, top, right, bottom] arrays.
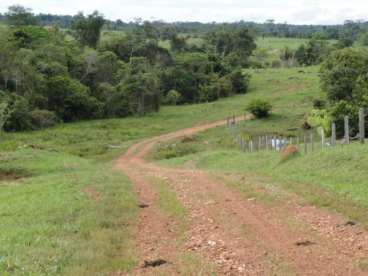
[[246, 99, 272, 118], [320, 48, 368, 102], [46, 76, 102, 122], [0, 101, 9, 132], [313, 99, 326, 109], [358, 31, 368, 46], [153, 140, 198, 160], [29, 109, 58, 130], [5, 5, 38, 27], [295, 39, 333, 66], [170, 34, 187, 52], [227, 68, 250, 94], [3, 93, 32, 131], [320, 48, 368, 135], [118, 57, 160, 115], [164, 89, 181, 105], [207, 26, 256, 66], [0, 10, 263, 132], [13, 25, 50, 48], [307, 109, 332, 134], [72, 11, 105, 48]]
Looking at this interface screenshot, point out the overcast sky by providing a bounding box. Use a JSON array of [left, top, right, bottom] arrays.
[[0, 0, 368, 25]]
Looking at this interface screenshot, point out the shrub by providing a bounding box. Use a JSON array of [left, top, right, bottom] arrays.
[[307, 109, 332, 135], [3, 94, 33, 131], [164, 89, 181, 105], [227, 68, 250, 94], [246, 99, 272, 118], [29, 109, 58, 130], [271, 60, 282, 68], [153, 142, 198, 160]]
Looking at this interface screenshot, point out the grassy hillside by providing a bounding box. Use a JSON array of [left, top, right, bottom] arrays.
[[0, 66, 321, 274], [152, 67, 368, 228]]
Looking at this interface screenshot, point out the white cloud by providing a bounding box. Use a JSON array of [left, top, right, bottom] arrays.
[[0, 0, 368, 24]]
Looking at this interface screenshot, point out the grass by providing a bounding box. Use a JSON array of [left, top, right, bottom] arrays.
[[0, 149, 137, 275], [256, 37, 308, 51], [152, 66, 321, 163], [151, 176, 187, 237]]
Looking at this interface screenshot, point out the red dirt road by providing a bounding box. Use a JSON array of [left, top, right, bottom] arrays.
[[115, 118, 368, 275]]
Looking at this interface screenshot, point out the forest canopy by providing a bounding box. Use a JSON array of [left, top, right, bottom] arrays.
[[0, 6, 254, 131]]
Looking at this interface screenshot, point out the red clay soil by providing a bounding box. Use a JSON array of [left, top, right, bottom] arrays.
[[115, 117, 368, 275]]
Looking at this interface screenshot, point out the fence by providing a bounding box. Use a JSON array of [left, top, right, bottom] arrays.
[[226, 108, 367, 154]]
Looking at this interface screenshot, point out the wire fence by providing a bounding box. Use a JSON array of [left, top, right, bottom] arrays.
[[226, 108, 367, 154]]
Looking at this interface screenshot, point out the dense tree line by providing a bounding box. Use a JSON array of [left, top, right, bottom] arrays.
[[0, 6, 254, 131], [2, 9, 368, 40]]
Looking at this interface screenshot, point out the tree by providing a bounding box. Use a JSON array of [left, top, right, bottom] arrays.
[[320, 48, 368, 102], [295, 39, 332, 66], [170, 34, 187, 52], [2, 93, 33, 131], [118, 57, 160, 115], [46, 76, 102, 121], [227, 68, 250, 94], [6, 5, 38, 27], [320, 48, 368, 135], [358, 31, 368, 46], [207, 26, 256, 66], [0, 101, 10, 133], [72, 11, 105, 48]]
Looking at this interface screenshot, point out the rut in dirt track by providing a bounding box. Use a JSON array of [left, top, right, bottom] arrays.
[[115, 118, 368, 275]]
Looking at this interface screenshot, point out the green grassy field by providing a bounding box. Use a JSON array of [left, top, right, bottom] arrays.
[[1, 66, 321, 274], [0, 149, 137, 274], [152, 66, 368, 228], [256, 37, 308, 51]]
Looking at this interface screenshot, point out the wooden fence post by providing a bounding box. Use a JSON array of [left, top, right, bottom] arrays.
[[321, 128, 325, 149], [310, 133, 314, 152], [359, 108, 365, 144], [331, 122, 336, 147], [265, 136, 269, 151], [297, 136, 300, 150], [258, 136, 261, 151], [304, 135, 307, 154], [344, 116, 350, 144], [250, 139, 253, 152]]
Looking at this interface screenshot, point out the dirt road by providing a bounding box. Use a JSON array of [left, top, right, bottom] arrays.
[[116, 118, 368, 275]]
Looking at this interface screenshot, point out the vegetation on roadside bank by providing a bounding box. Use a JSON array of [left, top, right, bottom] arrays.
[[0, 149, 137, 274]]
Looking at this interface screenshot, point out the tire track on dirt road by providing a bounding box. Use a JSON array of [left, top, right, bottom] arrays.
[[116, 117, 368, 275]]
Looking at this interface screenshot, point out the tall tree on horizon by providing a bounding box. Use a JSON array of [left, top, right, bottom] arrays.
[[72, 11, 105, 48], [5, 5, 38, 27]]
